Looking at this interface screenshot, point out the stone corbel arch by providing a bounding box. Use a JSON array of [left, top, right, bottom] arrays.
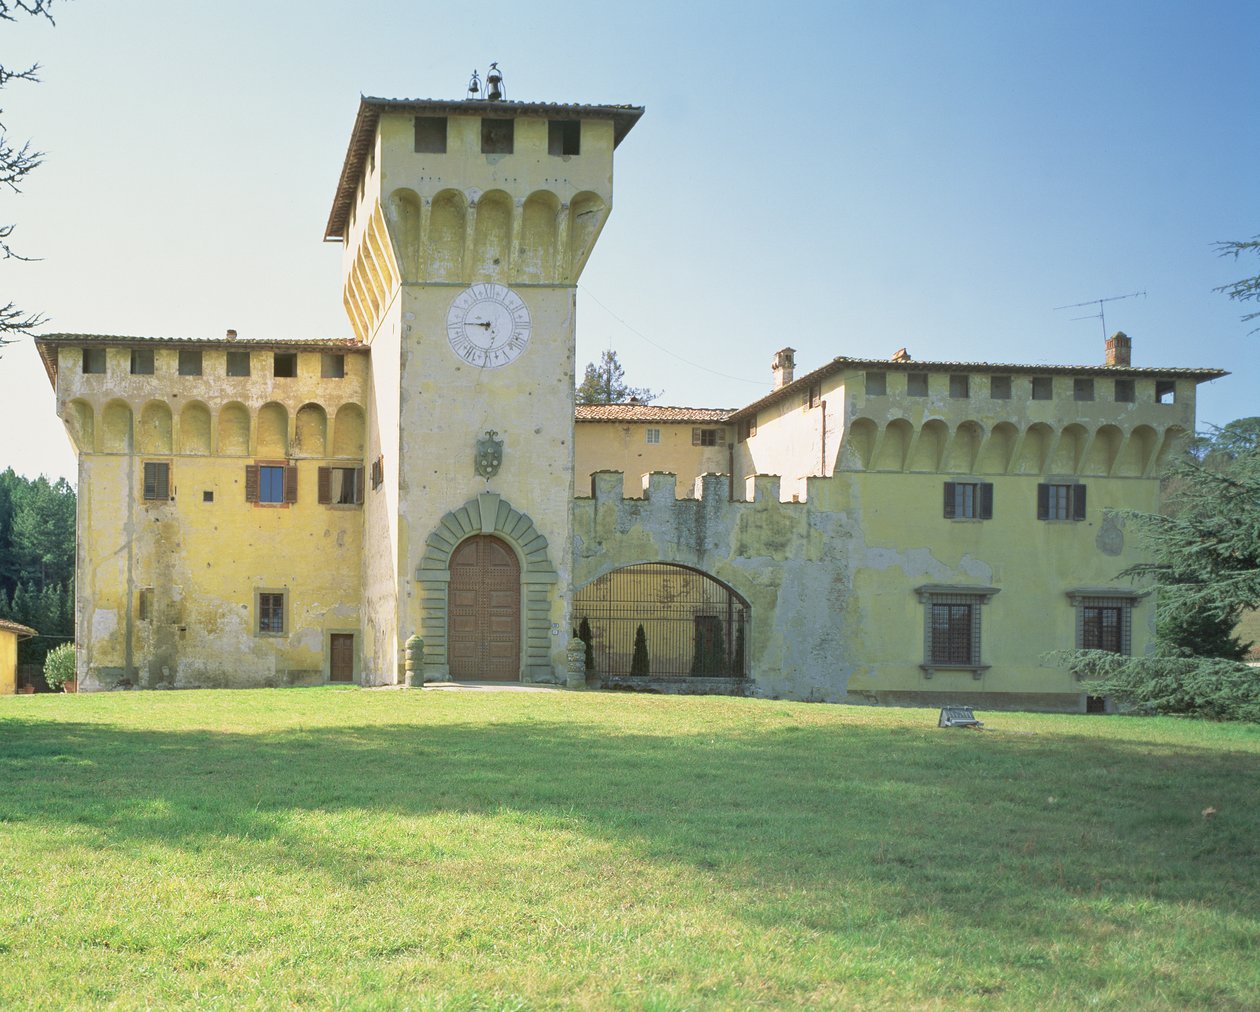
[[414, 491, 558, 682]]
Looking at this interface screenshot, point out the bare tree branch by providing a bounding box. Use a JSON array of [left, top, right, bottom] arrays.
[[1213, 235, 1260, 331]]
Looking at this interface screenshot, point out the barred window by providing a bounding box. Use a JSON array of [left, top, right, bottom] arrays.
[[916, 585, 999, 675], [1068, 592, 1137, 656]]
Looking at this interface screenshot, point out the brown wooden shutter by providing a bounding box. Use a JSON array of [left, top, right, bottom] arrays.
[[1072, 483, 1087, 521], [284, 465, 298, 503], [692, 428, 701, 446], [979, 483, 994, 520], [943, 482, 957, 519], [317, 467, 331, 504], [245, 465, 259, 502], [354, 467, 365, 504], [1036, 483, 1049, 520], [715, 429, 727, 446]]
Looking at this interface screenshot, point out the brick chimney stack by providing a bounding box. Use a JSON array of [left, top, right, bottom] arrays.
[[226, 329, 238, 342], [772, 347, 796, 390], [1105, 331, 1131, 367]]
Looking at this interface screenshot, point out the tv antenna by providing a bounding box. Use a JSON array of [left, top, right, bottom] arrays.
[[1054, 290, 1146, 341]]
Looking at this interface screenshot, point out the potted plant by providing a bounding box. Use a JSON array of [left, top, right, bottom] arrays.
[[43, 643, 77, 694]]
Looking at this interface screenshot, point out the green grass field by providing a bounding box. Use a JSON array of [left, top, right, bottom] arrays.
[[1, 688, 1257, 1009]]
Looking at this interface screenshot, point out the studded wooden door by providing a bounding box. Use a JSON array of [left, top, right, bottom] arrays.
[[448, 535, 521, 681], [329, 633, 354, 682]]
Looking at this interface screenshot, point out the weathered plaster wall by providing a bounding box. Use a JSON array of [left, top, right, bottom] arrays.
[[734, 375, 845, 499], [575, 421, 732, 498], [574, 465, 1159, 711], [53, 344, 368, 690]]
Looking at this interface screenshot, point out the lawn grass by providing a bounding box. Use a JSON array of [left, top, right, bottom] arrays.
[[1, 688, 1257, 1009]]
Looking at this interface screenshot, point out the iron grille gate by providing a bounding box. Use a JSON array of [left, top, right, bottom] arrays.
[[574, 564, 749, 678]]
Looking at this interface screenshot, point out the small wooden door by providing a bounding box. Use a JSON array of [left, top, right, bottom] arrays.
[[329, 633, 354, 682], [448, 535, 521, 681]]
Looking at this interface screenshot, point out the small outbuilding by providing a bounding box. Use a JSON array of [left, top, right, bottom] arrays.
[[0, 619, 37, 694]]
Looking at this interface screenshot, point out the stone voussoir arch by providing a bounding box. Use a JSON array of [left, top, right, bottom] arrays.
[[414, 491, 558, 682]]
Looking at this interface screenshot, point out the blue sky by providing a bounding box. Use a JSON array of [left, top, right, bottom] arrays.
[[2, 0, 1256, 483]]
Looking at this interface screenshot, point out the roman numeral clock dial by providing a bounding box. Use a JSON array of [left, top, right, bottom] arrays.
[[446, 283, 532, 368]]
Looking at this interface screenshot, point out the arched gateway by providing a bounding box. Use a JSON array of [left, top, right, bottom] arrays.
[[415, 492, 559, 683]]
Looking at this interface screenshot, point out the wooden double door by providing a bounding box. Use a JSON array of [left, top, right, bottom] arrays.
[[448, 535, 521, 681]]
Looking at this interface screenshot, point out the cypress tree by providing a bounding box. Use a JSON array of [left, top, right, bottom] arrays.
[[630, 623, 649, 676]]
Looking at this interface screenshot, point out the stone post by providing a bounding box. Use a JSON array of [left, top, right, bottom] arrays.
[[566, 636, 587, 690], [404, 635, 425, 687]]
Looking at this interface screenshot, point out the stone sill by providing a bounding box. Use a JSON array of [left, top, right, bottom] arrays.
[[920, 664, 990, 680]]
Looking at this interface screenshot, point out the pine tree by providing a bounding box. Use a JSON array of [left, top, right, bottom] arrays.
[[575, 350, 658, 405], [630, 623, 649, 676]]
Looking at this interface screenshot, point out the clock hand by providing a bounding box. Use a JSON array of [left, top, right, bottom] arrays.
[[467, 320, 493, 329]]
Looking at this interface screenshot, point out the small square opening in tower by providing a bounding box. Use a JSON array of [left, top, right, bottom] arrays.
[[990, 375, 1012, 399], [866, 371, 887, 396], [321, 353, 345, 379], [274, 352, 297, 378], [414, 116, 447, 154], [907, 372, 928, 397], [178, 349, 203, 376], [1074, 377, 1094, 401], [481, 118, 514, 154], [949, 374, 970, 399], [1114, 379, 1135, 403], [130, 349, 154, 375], [82, 347, 106, 374], [226, 350, 251, 377], [548, 120, 580, 156], [1031, 376, 1053, 400], [1156, 380, 1176, 404]]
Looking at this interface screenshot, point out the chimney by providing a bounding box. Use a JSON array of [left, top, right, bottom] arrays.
[[890, 347, 912, 363], [1105, 331, 1131, 367], [772, 347, 796, 390], [226, 329, 238, 342]]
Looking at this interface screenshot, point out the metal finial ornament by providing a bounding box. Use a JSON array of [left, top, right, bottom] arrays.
[[485, 62, 505, 102], [466, 70, 482, 100]]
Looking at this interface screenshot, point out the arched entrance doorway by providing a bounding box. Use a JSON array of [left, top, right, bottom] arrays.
[[448, 535, 521, 681]]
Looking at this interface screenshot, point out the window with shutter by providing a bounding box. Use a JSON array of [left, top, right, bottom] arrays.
[[284, 466, 298, 503], [1038, 483, 1085, 521], [319, 466, 363, 506], [245, 465, 260, 502], [943, 481, 993, 520], [143, 461, 170, 501]]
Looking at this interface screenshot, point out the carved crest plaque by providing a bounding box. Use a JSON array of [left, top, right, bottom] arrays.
[[475, 430, 503, 479]]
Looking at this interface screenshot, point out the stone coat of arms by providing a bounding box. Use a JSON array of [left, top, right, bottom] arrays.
[[475, 430, 503, 479]]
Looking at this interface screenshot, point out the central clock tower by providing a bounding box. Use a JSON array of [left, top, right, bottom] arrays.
[[325, 93, 643, 683]]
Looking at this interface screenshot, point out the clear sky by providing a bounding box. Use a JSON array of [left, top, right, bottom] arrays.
[[2, 0, 1256, 485]]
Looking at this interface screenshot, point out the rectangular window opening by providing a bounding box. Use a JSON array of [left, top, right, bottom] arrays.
[[866, 371, 887, 396], [990, 375, 1012, 399], [907, 372, 929, 397], [414, 116, 448, 154], [1073, 596, 1134, 656], [1074, 377, 1094, 402], [142, 461, 170, 501], [246, 463, 297, 505], [692, 427, 725, 447], [318, 466, 364, 506], [1114, 378, 1135, 403], [548, 119, 580, 156], [645, 428, 661, 445], [138, 587, 153, 622], [1038, 482, 1086, 521], [949, 374, 970, 399], [202, 490, 214, 503], [257, 591, 286, 636], [943, 481, 993, 520], [1031, 376, 1053, 400], [931, 603, 975, 665], [320, 353, 345, 379], [178, 349, 203, 376], [1156, 380, 1176, 404], [273, 352, 297, 378], [226, 350, 251, 377], [481, 118, 514, 154], [130, 349, 154, 375], [82, 347, 106, 374]]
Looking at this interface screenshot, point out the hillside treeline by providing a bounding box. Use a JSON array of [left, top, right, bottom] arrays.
[[0, 469, 75, 668]]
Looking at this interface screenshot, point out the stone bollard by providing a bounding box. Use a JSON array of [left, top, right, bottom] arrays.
[[566, 636, 587, 690], [404, 635, 425, 687]]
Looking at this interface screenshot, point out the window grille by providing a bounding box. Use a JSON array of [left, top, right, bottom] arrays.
[[143, 461, 170, 501], [1070, 595, 1135, 656], [257, 592, 286, 635], [916, 585, 998, 676]]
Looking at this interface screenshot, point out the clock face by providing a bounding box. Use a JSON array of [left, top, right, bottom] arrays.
[[446, 283, 532, 368]]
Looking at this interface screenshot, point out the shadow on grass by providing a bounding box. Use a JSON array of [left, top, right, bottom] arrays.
[[1, 712, 1257, 933]]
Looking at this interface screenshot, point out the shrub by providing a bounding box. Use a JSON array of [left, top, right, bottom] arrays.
[[630, 624, 649, 677], [577, 617, 594, 673], [43, 642, 76, 692]]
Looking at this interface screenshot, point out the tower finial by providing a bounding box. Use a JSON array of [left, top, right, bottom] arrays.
[[466, 69, 482, 100], [486, 61, 505, 101]]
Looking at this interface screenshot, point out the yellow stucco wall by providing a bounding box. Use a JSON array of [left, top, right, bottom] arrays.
[[0, 630, 18, 694], [53, 344, 368, 689], [575, 421, 732, 498]]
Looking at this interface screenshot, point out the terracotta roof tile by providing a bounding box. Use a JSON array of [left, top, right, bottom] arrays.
[[0, 619, 37, 638], [576, 404, 734, 424]]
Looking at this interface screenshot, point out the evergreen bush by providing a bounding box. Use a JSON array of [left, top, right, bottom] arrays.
[[630, 624, 649, 676]]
